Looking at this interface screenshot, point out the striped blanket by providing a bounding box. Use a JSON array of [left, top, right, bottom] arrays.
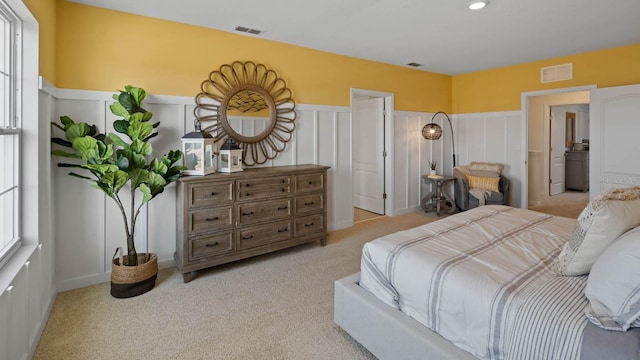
[[359, 205, 587, 359]]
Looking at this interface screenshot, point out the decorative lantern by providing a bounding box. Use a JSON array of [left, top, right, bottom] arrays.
[[218, 138, 243, 173], [181, 121, 216, 176]]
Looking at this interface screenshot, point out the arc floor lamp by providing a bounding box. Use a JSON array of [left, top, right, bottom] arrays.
[[422, 111, 456, 167]]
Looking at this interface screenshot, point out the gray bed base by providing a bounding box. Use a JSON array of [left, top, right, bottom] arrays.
[[334, 272, 477, 360]]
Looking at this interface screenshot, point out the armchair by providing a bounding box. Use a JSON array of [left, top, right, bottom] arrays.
[[454, 163, 510, 211]]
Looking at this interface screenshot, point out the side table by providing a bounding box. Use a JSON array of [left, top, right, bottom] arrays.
[[421, 175, 456, 215]]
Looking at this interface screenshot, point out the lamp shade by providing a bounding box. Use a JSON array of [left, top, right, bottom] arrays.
[[422, 123, 443, 140]]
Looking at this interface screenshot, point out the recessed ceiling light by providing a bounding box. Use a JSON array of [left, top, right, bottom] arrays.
[[468, 1, 488, 10]]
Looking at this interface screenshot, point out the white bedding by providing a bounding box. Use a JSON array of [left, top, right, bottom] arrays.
[[359, 205, 584, 359]]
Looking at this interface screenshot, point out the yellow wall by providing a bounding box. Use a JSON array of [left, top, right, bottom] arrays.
[[23, 0, 57, 84], [452, 44, 640, 114], [53, 1, 451, 112]]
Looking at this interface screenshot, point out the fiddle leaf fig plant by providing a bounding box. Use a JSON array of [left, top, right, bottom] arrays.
[[52, 85, 185, 266]]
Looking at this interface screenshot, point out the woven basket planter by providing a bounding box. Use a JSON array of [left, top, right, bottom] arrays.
[[111, 247, 158, 298]]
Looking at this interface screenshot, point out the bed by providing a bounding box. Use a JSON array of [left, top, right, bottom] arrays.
[[334, 203, 640, 360]]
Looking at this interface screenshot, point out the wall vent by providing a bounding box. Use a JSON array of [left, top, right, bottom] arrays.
[[406, 62, 422, 67], [541, 63, 573, 83], [234, 25, 264, 35]]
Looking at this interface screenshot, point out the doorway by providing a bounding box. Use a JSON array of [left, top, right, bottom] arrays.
[[351, 88, 394, 219], [522, 86, 592, 212]]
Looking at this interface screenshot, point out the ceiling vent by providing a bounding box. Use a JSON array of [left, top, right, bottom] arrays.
[[541, 63, 573, 83], [234, 25, 264, 35], [406, 62, 422, 67]]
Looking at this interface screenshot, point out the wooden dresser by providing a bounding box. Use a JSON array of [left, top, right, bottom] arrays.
[[175, 164, 330, 282]]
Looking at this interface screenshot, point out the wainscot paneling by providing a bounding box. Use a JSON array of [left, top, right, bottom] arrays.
[[52, 89, 353, 291], [454, 111, 523, 208], [1, 77, 57, 360], [50, 86, 526, 292]]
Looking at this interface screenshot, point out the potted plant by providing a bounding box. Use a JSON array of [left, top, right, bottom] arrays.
[[429, 160, 437, 175], [51, 85, 185, 298]]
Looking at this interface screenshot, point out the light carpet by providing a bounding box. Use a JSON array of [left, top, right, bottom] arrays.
[[529, 190, 589, 219], [34, 210, 442, 360]]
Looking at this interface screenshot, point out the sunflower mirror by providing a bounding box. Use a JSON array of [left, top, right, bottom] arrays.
[[194, 61, 296, 166]]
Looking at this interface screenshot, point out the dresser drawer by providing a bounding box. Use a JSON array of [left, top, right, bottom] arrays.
[[295, 173, 324, 193], [237, 175, 291, 190], [237, 220, 292, 250], [188, 181, 233, 208], [189, 232, 233, 261], [237, 198, 291, 226], [294, 214, 325, 237], [294, 193, 324, 215], [189, 206, 233, 234], [237, 184, 291, 201]]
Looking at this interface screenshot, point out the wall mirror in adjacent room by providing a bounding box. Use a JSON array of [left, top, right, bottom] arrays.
[[565, 112, 576, 148], [194, 61, 296, 166]]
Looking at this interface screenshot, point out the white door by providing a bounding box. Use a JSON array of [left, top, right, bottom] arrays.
[[353, 97, 385, 214], [590, 84, 640, 199], [549, 107, 566, 195]]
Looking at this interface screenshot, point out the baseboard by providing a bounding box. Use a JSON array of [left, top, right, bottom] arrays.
[[393, 206, 423, 216]]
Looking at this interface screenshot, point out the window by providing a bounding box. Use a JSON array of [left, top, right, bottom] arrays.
[[0, 2, 20, 268]]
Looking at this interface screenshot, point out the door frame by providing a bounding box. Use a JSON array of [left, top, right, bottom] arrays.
[[350, 88, 395, 216], [520, 84, 596, 208]]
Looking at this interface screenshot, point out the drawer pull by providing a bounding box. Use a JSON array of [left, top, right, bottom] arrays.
[[281, 188, 286, 192], [304, 201, 315, 206], [205, 242, 219, 247], [205, 217, 219, 222], [245, 192, 250, 196], [245, 183, 251, 187], [210, 192, 216, 196], [281, 179, 286, 183], [242, 211, 254, 216], [277, 228, 288, 233], [304, 222, 315, 227], [277, 206, 288, 210], [242, 235, 254, 240], [308, 181, 313, 185]]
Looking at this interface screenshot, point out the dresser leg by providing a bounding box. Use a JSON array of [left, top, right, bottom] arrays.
[[320, 238, 327, 246], [182, 271, 197, 283]]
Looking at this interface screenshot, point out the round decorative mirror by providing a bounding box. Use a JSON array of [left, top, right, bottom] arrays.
[[194, 61, 296, 166]]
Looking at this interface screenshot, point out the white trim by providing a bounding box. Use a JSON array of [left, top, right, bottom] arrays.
[[520, 84, 596, 208]]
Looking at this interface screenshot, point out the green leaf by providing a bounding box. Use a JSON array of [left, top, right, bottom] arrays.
[[131, 139, 152, 156], [129, 168, 149, 189], [129, 87, 146, 107], [60, 115, 74, 127], [51, 149, 81, 158], [113, 120, 130, 134], [99, 170, 128, 196], [116, 154, 129, 170], [129, 112, 145, 124], [72, 136, 99, 161], [66, 123, 92, 143], [68, 172, 94, 181], [146, 172, 167, 196], [51, 122, 65, 132], [143, 132, 159, 142], [143, 112, 153, 121], [139, 183, 152, 204], [108, 133, 130, 149], [150, 158, 168, 175], [118, 92, 136, 114], [128, 121, 153, 140], [110, 102, 130, 120], [84, 163, 119, 175]]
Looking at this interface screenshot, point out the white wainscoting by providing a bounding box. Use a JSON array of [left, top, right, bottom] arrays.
[[52, 89, 355, 291], [0, 78, 57, 360], [453, 111, 524, 208], [50, 87, 526, 291]]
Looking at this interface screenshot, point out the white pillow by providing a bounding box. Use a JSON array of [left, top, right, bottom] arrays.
[[585, 226, 640, 331], [554, 186, 640, 276]]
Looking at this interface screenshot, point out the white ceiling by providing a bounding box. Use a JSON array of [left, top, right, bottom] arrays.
[[66, 0, 640, 75]]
